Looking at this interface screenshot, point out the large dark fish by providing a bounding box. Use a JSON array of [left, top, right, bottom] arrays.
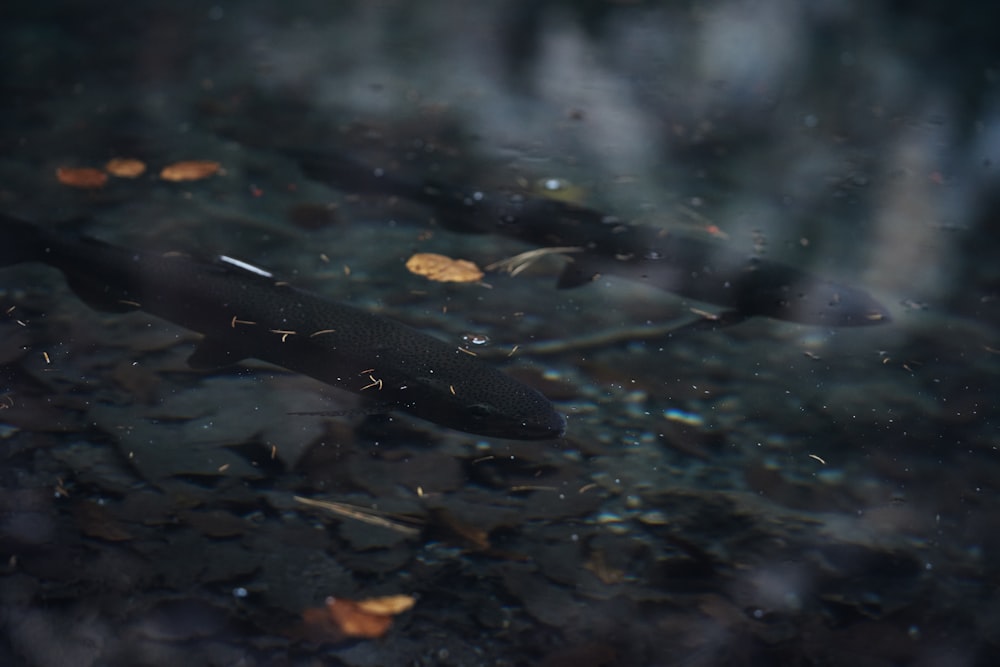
[[0, 215, 566, 440], [288, 149, 891, 328]]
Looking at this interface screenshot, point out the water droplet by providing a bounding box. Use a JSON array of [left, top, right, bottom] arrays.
[[461, 333, 491, 346]]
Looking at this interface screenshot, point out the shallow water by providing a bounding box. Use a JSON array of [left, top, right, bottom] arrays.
[[1, 2, 998, 665]]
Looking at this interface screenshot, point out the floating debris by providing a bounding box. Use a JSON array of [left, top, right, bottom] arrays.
[[486, 246, 582, 276], [105, 157, 147, 178], [294, 496, 422, 536], [56, 166, 108, 189], [160, 160, 222, 182], [405, 252, 483, 282]]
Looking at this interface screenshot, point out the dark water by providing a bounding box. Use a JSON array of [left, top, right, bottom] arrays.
[[1, 2, 998, 665]]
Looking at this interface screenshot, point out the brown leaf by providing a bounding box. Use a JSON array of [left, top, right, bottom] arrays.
[[179, 508, 247, 538], [427, 507, 491, 551], [105, 157, 147, 178], [405, 253, 483, 282], [583, 549, 626, 585], [56, 166, 108, 189], [160, 160, 221, 182], [301, 595, 415, 641], [355, 594, 416, 616], [73, 500, 133, 541]]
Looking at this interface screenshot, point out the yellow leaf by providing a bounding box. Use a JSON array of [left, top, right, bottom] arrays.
[[406, 253, 483, 283]]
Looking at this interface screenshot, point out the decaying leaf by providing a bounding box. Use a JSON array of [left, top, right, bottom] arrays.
[[73, 500, 133, 541], [105, 157, 147, 178], [180, 508, 248, 538], [405, 253, 483, 283], [160, 160, 221, 182], [428, 507, 491, 551], [583, 549, 626, 585], [56, 166, 108, 189], [355, 595, 416, 616], [302, 594, 416, 641]]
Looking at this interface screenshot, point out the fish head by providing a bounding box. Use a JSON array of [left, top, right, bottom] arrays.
[[457, 392, 568, 440], [401, 367, 566, 441]]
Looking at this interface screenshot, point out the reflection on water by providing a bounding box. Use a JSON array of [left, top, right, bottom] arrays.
[[1, 1, 998, 665]]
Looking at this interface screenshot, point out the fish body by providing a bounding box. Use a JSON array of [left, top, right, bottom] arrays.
[[0, 215, 566, 440], [290, 149, 891, 327]]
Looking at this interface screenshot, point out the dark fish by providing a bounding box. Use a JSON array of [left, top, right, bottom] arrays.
[[0, 215, 566, 440], [289, 148, 891, 328]]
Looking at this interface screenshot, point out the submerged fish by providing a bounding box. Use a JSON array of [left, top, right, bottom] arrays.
[[288, 148, 891, 328], [0, 215, 566, 440]]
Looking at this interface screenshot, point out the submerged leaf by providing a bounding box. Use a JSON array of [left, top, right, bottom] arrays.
[[56, 166, 108, 189], [160, 160, 222, 182], [105, 157, 147, 178], [301, 594, 415, 641], [405, 253, 483, 282]]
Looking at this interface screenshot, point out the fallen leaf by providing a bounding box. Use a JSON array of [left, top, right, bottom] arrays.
[[56, 166, 108, 189], [160, 160, 221, 182], [405, 253, 483, 283], [180, 508, 247, 538], [355, 594, 416, 616], [302, 594, 415, 641], [73, 500, 133, 541], [428, 507, 491, 551], [583, 549, 626, 585], [105, 157, 147, 178]]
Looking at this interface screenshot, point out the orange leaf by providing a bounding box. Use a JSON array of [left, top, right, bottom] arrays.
[[105, 157, 147, 178], [405, 253, 483, 283], [56, 166, 108, 189], [325, 598, 393, 638], [301, 594, 415, 641], [355, 594, 416, 616], [160, 160, 221, 182]]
